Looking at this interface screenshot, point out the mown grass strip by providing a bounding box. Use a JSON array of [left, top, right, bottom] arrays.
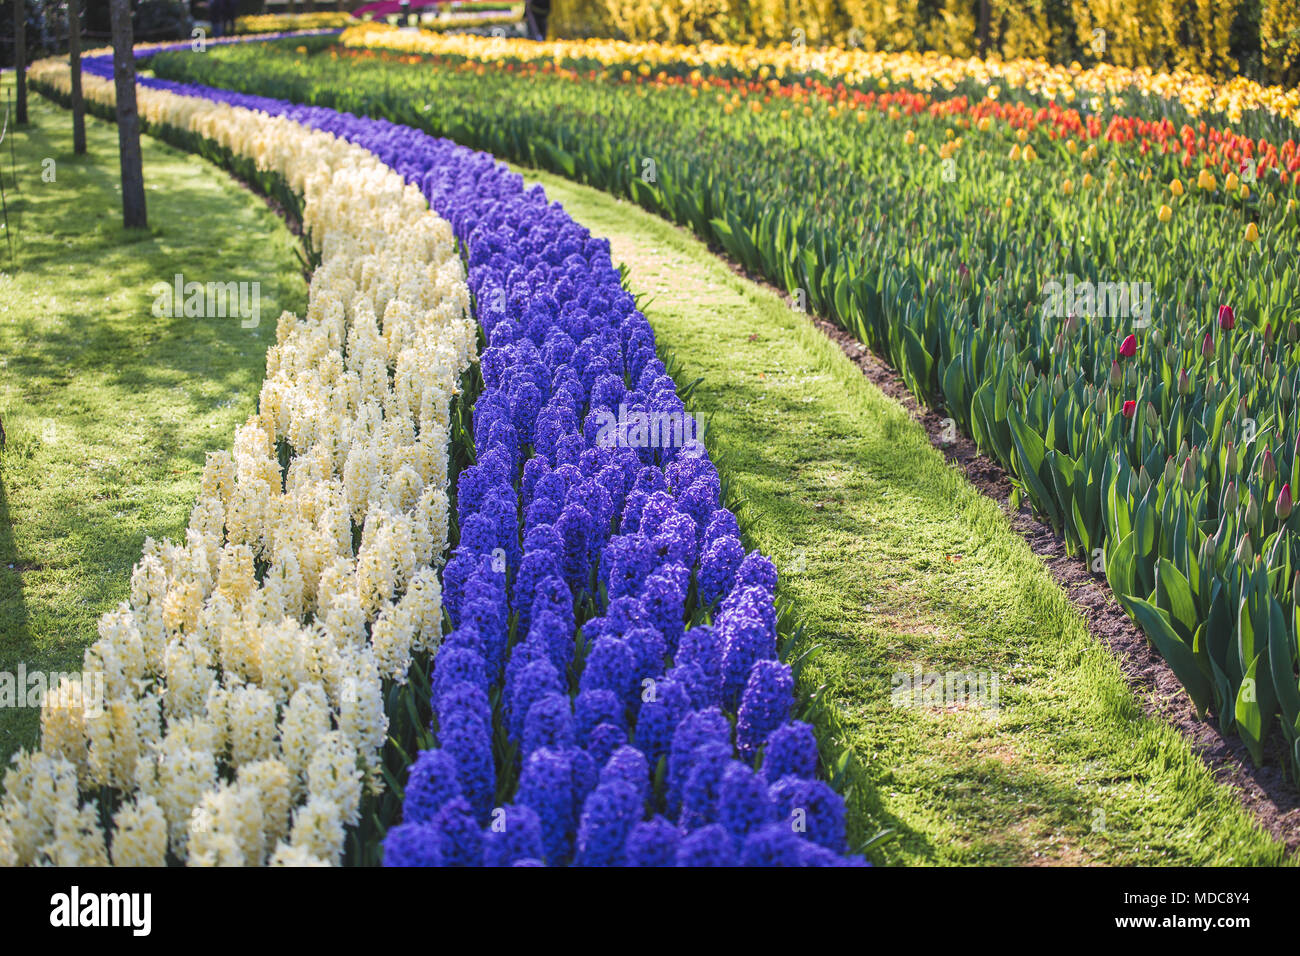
[[515, 164, 1290, 866], [0, 79, 305, 763]]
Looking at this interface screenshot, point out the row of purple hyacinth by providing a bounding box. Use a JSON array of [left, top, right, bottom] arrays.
[[84, 43, 866, 865]]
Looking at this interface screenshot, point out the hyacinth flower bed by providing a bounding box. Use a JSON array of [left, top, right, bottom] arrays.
[[7, 46, 864, 866], [147, 33, 1300, 780], [10, 51, 479, 866], [381, 161, 863, 867]]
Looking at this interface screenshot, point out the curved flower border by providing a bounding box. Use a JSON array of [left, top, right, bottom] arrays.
[[8, 42, 865, 866], [3, 55, 476, 866]]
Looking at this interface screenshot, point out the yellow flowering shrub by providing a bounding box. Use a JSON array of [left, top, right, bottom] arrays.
[[4, 55, 478, 867], [1262, 0, 1300, 87], [548, 0, 1290, 83]]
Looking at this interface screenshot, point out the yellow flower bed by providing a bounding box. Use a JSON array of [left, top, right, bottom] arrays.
[[341, 21, 1300, 126], [2, 56, 477, 867], [235, 12, 354, 35]]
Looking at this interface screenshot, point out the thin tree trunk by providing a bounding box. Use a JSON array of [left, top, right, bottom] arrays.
[[70, 0, 86, 154], [977, 0, 991, 58], [109, 0, 147, 228], [14, 0, 27, 125]]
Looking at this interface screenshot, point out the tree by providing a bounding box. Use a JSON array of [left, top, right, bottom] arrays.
[[13, 0, 27, 125], [70, 0, 87, 154], [109, 0, 147, 227]]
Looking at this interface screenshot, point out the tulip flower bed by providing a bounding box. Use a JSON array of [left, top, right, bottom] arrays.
[[339, 22, 1300, 143], [147, 34, 1300, 779]]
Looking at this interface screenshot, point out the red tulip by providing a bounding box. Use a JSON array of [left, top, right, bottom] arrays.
[[1119, 334, 1138, 358], [1122, 400, 1137, 418], [1202, 331, 1215, 359], [1218, 304, 1235, 330], [1278, 483, 1293, 521]]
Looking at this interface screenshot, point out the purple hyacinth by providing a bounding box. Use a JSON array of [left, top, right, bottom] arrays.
[[736, 660, 795, 759], [382, 823, 443, 867], [674, 824, 736, 867], [574, 780, 643, 867], [481, 804, 545, 867]]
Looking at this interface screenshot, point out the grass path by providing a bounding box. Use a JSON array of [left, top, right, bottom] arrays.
[[516, 164, 1290, 865], [0, 81, 304, 761]]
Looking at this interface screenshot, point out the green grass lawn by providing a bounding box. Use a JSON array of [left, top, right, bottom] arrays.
[[517, 165, 1291, 866], [0, 81, 304, 762]]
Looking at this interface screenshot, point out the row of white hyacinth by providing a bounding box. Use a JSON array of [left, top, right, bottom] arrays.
[[2, 57, 477, 866]]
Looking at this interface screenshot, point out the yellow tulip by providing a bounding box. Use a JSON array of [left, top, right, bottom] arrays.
[[1023, 145, 1037, 162], [1016, 128, 1029, 143], [1062, 178, 1074, 195], [1244, 222, 1260, 243], [1004, 197, 1014, 208], [1082, 173, 1094, 189], [1169, 178, 1184, 196], [1009, 144, 1021, 161], [904, 130, 916, 146], [1239, 185, 1250, 200], [1197, 168, 1217, 191], [1066, 139, 1078, 154], [1288, 198, 1297, 215], [977, 117, 992, 133], [1157, 204, 1173, 222], [1225, 172, 1239, 192]]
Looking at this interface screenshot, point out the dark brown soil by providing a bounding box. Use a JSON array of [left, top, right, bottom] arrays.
[[808, 315, 1300, 853]]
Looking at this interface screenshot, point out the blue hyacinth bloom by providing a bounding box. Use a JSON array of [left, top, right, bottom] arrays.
[[674, 823, 736, 867], [382, 822, 443, 867], [402, 749, 464, 824], [574, 780, 643, 867], [624, 816, 681, 867], [736, 660, 795, 759], [481, 804, 545, 867], [761, 721, 820, 783]]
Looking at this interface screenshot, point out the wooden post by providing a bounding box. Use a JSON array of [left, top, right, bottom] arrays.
[[14, 0, 27, 125], [70, 0, 86, 154], [109, 0, 147, 228]]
